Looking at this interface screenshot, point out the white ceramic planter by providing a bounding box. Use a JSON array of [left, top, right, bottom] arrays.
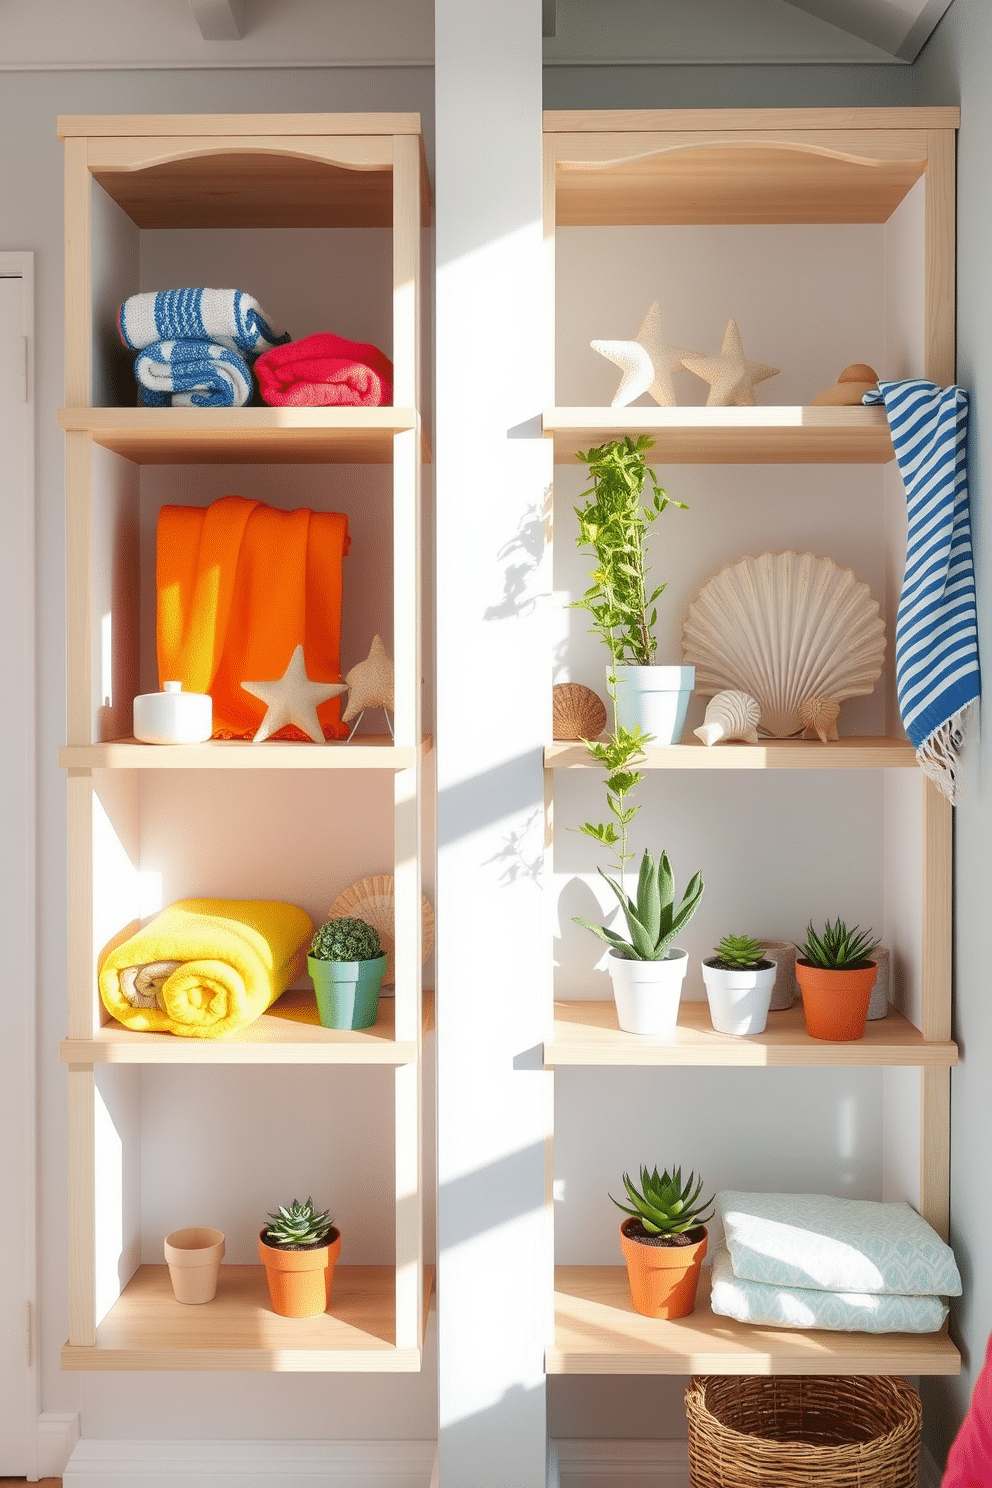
[[608, 947, 688, 1037], [702, 958, 778, 1036], [134, 680, 213, 744], [611, 665, 695, 744]]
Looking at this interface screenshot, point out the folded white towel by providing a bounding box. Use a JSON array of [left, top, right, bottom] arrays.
[[716, 1191, 962, 1297], [710, 1242, 949, 1334]]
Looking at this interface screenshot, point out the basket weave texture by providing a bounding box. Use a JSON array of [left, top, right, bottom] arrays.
[[685, 1374, 922, 1488]]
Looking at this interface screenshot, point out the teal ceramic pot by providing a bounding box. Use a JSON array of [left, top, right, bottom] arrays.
[[308, 954, 387, 1030]]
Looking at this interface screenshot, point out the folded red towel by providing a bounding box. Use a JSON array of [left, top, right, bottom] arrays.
[[255, 333, 393, 407]]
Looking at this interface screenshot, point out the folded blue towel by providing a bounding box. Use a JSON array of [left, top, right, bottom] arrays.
[[133, 340, 253, 409], [119, 289, 290, 357]]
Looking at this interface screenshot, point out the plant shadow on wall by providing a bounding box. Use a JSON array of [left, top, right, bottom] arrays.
[[482, 488, 551, 624]]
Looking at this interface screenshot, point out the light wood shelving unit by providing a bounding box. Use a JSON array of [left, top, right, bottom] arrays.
[[543, 107, 960, 1380], [58, 113, 430, 1371]]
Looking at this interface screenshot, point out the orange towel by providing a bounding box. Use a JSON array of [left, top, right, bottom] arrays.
[[156, 496, 350, 740]]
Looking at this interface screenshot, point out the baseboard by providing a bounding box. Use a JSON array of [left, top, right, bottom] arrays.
[[555, 1439, 690, 1488], [919, 1444, 942, 1488], [62, 1438, 436, 1488], [37, 1411, 81, 1478]]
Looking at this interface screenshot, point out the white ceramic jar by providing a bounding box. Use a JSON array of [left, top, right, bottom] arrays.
[[133, 681, 213, 744]]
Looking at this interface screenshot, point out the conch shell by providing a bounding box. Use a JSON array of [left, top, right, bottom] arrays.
[[694, 689, 760, 747], [800, 696, 841, 743]]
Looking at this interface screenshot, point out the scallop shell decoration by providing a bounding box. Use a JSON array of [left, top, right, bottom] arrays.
[[682, 552, 885, 738], [693, 689, 761, 747], [553, 682, 608, 741], [327, 875, 435, 989]]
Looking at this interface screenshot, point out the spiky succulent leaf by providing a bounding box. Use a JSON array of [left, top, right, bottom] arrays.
[[263, 1197, 333, 1248], [636, 851, 661, 946], [610, 1164, 714, 1236], [798, 918, 879, 969], [580, 849, 704, 962], [714, 934, 764, 969]]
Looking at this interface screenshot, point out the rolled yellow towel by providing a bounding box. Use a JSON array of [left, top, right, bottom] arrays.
[[98, 898, 313, 1038]]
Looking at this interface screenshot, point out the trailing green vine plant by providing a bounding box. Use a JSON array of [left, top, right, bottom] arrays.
[[569, 436, 687, 884]]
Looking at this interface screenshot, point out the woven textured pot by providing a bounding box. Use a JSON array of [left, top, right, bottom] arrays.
[[685, 1374, 922, 1487]]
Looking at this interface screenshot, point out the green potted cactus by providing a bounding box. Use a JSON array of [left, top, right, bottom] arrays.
[[258, 1197, 341, 1318], [611, 1164, 714, 1318], [795, 918, 880, 1042], [575, 847, 703, 1038], [701, 933, 778, 1037], [308, 916, 387, 1030]]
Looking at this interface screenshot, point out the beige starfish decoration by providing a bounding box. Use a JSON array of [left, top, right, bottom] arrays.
[[342, 635, 394, 736], [591, 302, 701, 408], [241, 644, 346, 743], [681, 319, 779, 407]]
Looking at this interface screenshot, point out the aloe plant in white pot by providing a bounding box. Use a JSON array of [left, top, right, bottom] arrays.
[[571, 435, 693, 744], [576, 847, 704, 1038]]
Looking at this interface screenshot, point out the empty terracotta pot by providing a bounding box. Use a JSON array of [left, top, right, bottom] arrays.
[[164, 1226, 225, 1304]]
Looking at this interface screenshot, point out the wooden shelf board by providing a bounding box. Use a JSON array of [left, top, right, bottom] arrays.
[[545, 108, 961, 134], [549, 1268, 960, 1376], [546, 1000, 957, 1068], [59, 113, 427, 139], [62, 1264, 434, 1372], [59, 736, 431, 771], [544, 407, 893, 464], [60, 990, 433, 1066], [58, 407, 421, 464], [546, 737, 916, 771]]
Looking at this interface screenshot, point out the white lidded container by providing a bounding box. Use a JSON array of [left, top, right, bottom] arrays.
[[133, 680, 212, 744]]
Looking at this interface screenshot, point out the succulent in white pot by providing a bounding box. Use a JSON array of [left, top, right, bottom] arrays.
[[702, 934, 777, 1037]]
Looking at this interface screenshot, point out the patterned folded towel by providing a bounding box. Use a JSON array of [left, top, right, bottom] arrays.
[[119, 288, 290, 356], [134, 339, 252, 408], [716, 1191, 962, 1296], [255, 332, 393, 407], [864, 380, 981, 802], [709, 1243, 949, 1334]]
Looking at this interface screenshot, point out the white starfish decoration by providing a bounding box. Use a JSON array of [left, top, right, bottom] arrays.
[[241, 644, 346, 743], [342, 635, 395, 738], [591, 302, 702, 408], [680, 319, 780, 407]]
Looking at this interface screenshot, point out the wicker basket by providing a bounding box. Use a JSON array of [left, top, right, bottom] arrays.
[[685, 1374, 922, 1488]]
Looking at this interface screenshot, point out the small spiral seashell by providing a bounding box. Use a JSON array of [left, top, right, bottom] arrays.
[[693, 689, 761, 747], [553, 682, 608, 741], [800, 696, 841, 743]]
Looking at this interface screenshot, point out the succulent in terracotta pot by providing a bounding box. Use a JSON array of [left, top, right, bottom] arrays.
[[611, 1165, 714, 1319], [258, 1197, 341, 1318], [795, 918, 880, 1042]]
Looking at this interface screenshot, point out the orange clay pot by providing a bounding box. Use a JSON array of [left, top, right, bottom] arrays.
[[795, 959, 877, 1042], [258, 1226, 341, 1318], [619, 1217, 708, 1319]]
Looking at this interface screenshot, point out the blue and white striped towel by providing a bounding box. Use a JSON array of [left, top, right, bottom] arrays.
[[134, 339, 253, 408], [865, 379, 981, 801], [119, 288, 290, 356]]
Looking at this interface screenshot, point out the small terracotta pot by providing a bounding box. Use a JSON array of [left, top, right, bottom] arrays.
[[164, 1226, 225, 1304], [795, 959, 877, 1041], [258, 1226, 341, 1318], [619, 1217, 707, 1319]]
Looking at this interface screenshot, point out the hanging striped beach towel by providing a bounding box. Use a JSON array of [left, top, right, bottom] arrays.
[[864, 379, 981, 802]]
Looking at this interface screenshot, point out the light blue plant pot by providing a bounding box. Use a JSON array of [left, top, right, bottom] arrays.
[[611, 665, 695, 744], [308, 954, 387, 1030]]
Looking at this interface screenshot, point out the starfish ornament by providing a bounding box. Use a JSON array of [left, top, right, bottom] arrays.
[[680, 319, 779, 407], [342, 635, 395, 737], [241, 644, 346, 743], [591, 302, 702, 408]]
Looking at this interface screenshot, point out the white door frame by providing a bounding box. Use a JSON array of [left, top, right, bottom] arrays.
[[0, 250, 38, 1478]]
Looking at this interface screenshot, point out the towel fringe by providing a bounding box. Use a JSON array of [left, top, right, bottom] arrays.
[[915, 702, 976, 804]]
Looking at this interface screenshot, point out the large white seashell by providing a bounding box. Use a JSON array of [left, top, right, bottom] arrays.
[[693, 689, 760, 746], [682, 552, 885, 738], [327, 874, 435, 989]]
